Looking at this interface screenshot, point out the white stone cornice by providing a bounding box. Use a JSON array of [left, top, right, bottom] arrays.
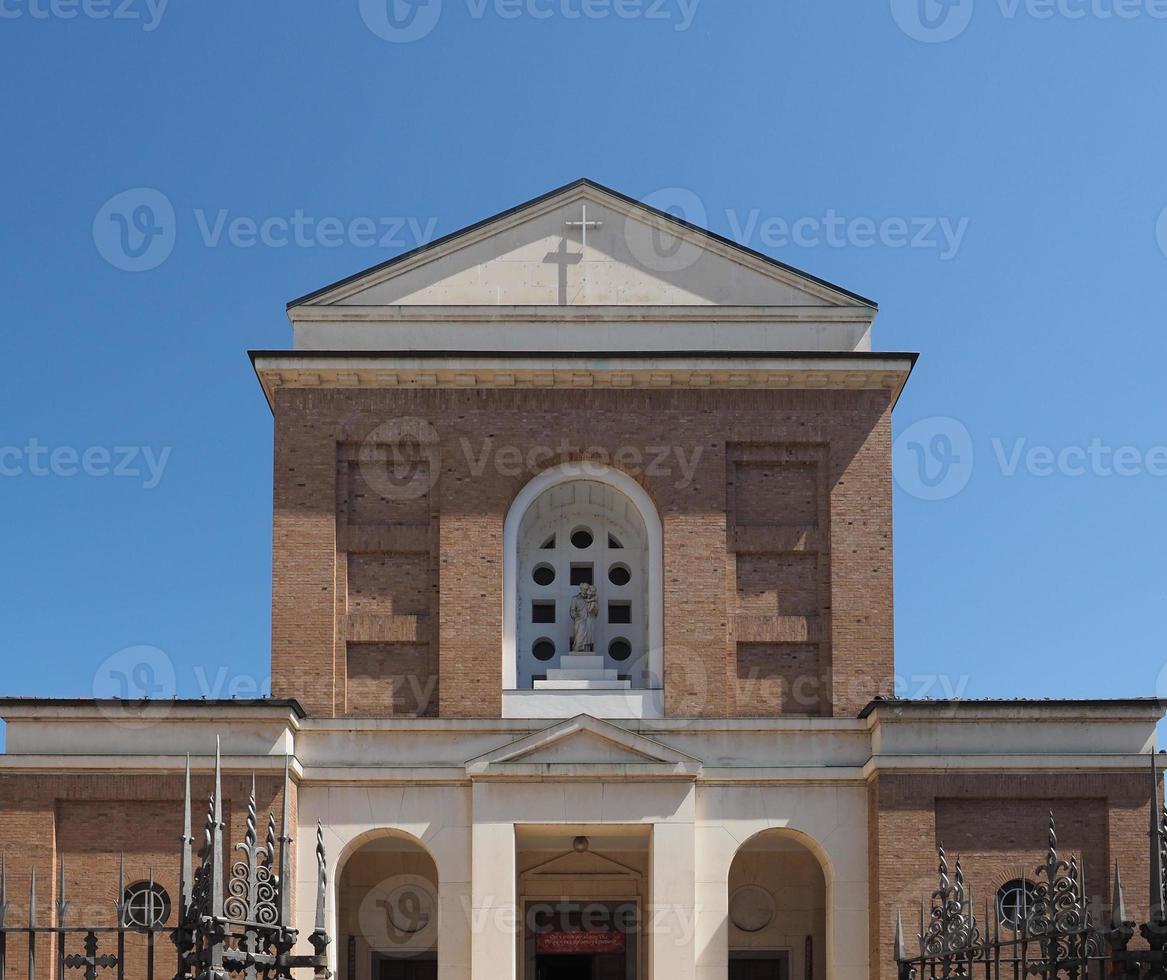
[[0, 754, 305, 776], [861, 753, 1157, 779], [289, 304, 875, 324], [251, 352, 914, 407]]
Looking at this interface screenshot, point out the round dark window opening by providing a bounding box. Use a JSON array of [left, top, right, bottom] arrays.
[[123, 881, 171, 930], [570, 527, 594, 549], [532, 563, 556, 587], [609, 638, 632, 662], [996, 879, 1037, 932], [608, 564, 631, 587], [533, 638, 556, 662]]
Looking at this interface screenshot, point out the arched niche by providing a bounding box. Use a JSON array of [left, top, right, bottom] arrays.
[[502, 462, 663, 702]]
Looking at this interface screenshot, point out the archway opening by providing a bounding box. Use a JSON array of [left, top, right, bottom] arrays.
[[338, 834, 439, 980], [515, 478, 651, 690], [727, 831, 827, 980]]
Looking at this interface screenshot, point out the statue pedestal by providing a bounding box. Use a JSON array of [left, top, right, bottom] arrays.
[[534, 655, 632, 691]]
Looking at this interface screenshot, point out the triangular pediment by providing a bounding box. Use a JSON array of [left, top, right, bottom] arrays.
[[287, 178, 875, 312], [515, 729, 665, 765], [524, 849, 640, 878], [465, 714, 701, 779]]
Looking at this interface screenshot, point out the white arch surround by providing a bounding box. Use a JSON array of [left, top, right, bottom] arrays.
[[693, 785, 871, 980], [333, 828, 441, 977], [298, 784, 472, 980], [725, 829, 830, 980], [502, 461, 664, 719]]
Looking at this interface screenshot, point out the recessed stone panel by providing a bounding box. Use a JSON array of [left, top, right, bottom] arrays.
[[342, 459, 432, 527], [735, 553, 820, 617], [733, 642, 824, 716], [346, 643, 436, 718], [731, 462, 819, 527], [347, 554, 433, 617]]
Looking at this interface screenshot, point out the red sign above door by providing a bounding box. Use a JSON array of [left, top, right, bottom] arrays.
[[536, 930, 627, 955]]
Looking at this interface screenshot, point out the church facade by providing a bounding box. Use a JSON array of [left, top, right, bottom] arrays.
[[0, 179, 1160, 980]]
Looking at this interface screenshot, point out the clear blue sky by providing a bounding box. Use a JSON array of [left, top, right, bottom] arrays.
[[2, 1, 1165, 746]]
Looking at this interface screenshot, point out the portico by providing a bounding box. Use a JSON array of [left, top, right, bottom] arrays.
[[293, 711, 865, 980]]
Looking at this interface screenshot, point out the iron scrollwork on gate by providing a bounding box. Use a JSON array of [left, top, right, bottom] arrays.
[[896, 755, 1167, 980], [0, 742, 331, 980]]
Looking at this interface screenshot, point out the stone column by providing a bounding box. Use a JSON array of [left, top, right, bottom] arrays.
[[694, 824, 736, 980], [650, 802, 697, 979], [433, 822, 474, 980], [470, 813, 516, 979]]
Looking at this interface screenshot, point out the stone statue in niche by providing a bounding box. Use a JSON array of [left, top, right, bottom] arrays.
[[569, 582, 598, 652]]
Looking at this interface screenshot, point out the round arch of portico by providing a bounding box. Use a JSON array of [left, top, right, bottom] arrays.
[[501, 461, 664, 691], [330, 828, 439, 976], [332, 825, 441, 880], [731, 825, 836, 885], [318, 820, 469, 980], [695, 813, 867, 980]]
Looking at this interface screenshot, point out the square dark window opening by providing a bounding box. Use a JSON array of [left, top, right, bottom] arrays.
[[608, 601, 632, 624], [532, 601, 556, 624], [570, 564, 594, 586]]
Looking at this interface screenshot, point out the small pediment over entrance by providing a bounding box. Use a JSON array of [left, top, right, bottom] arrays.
[[465, 715, 701, 780], [524, 848, 639, 879]]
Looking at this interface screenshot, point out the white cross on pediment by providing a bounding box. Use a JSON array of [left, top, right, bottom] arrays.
[[564, 204, 603, 252]]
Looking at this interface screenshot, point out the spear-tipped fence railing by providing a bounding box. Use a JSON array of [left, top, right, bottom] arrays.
[[897, 755, 1167, 980], [0, 742, 330, 980]]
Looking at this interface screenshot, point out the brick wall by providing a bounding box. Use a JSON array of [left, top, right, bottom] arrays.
[[0, 771, 295, 980], [269, 386, 895, 720], [868, 771, 1155, 980]]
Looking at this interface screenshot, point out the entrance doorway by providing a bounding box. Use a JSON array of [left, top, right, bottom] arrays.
[[525, 900, 637, 980], [375, 957, 436, 980], [518, 827, 647, 980], [729, 954, 789, 980], [535, 953, 625, 980]]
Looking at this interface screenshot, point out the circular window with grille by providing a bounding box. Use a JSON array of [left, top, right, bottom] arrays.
[[123, 881, 171, 930], [996, 879, 1036, 932]]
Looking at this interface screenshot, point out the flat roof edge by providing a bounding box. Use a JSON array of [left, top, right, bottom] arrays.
[[0, 697, 306, 719], [249, 349, 919, 363], [858, 697, 1165, 719]]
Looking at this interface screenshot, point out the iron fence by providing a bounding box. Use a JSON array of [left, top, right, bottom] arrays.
[[897, 757, 1167, 980], [0, 743, 330, 980]]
